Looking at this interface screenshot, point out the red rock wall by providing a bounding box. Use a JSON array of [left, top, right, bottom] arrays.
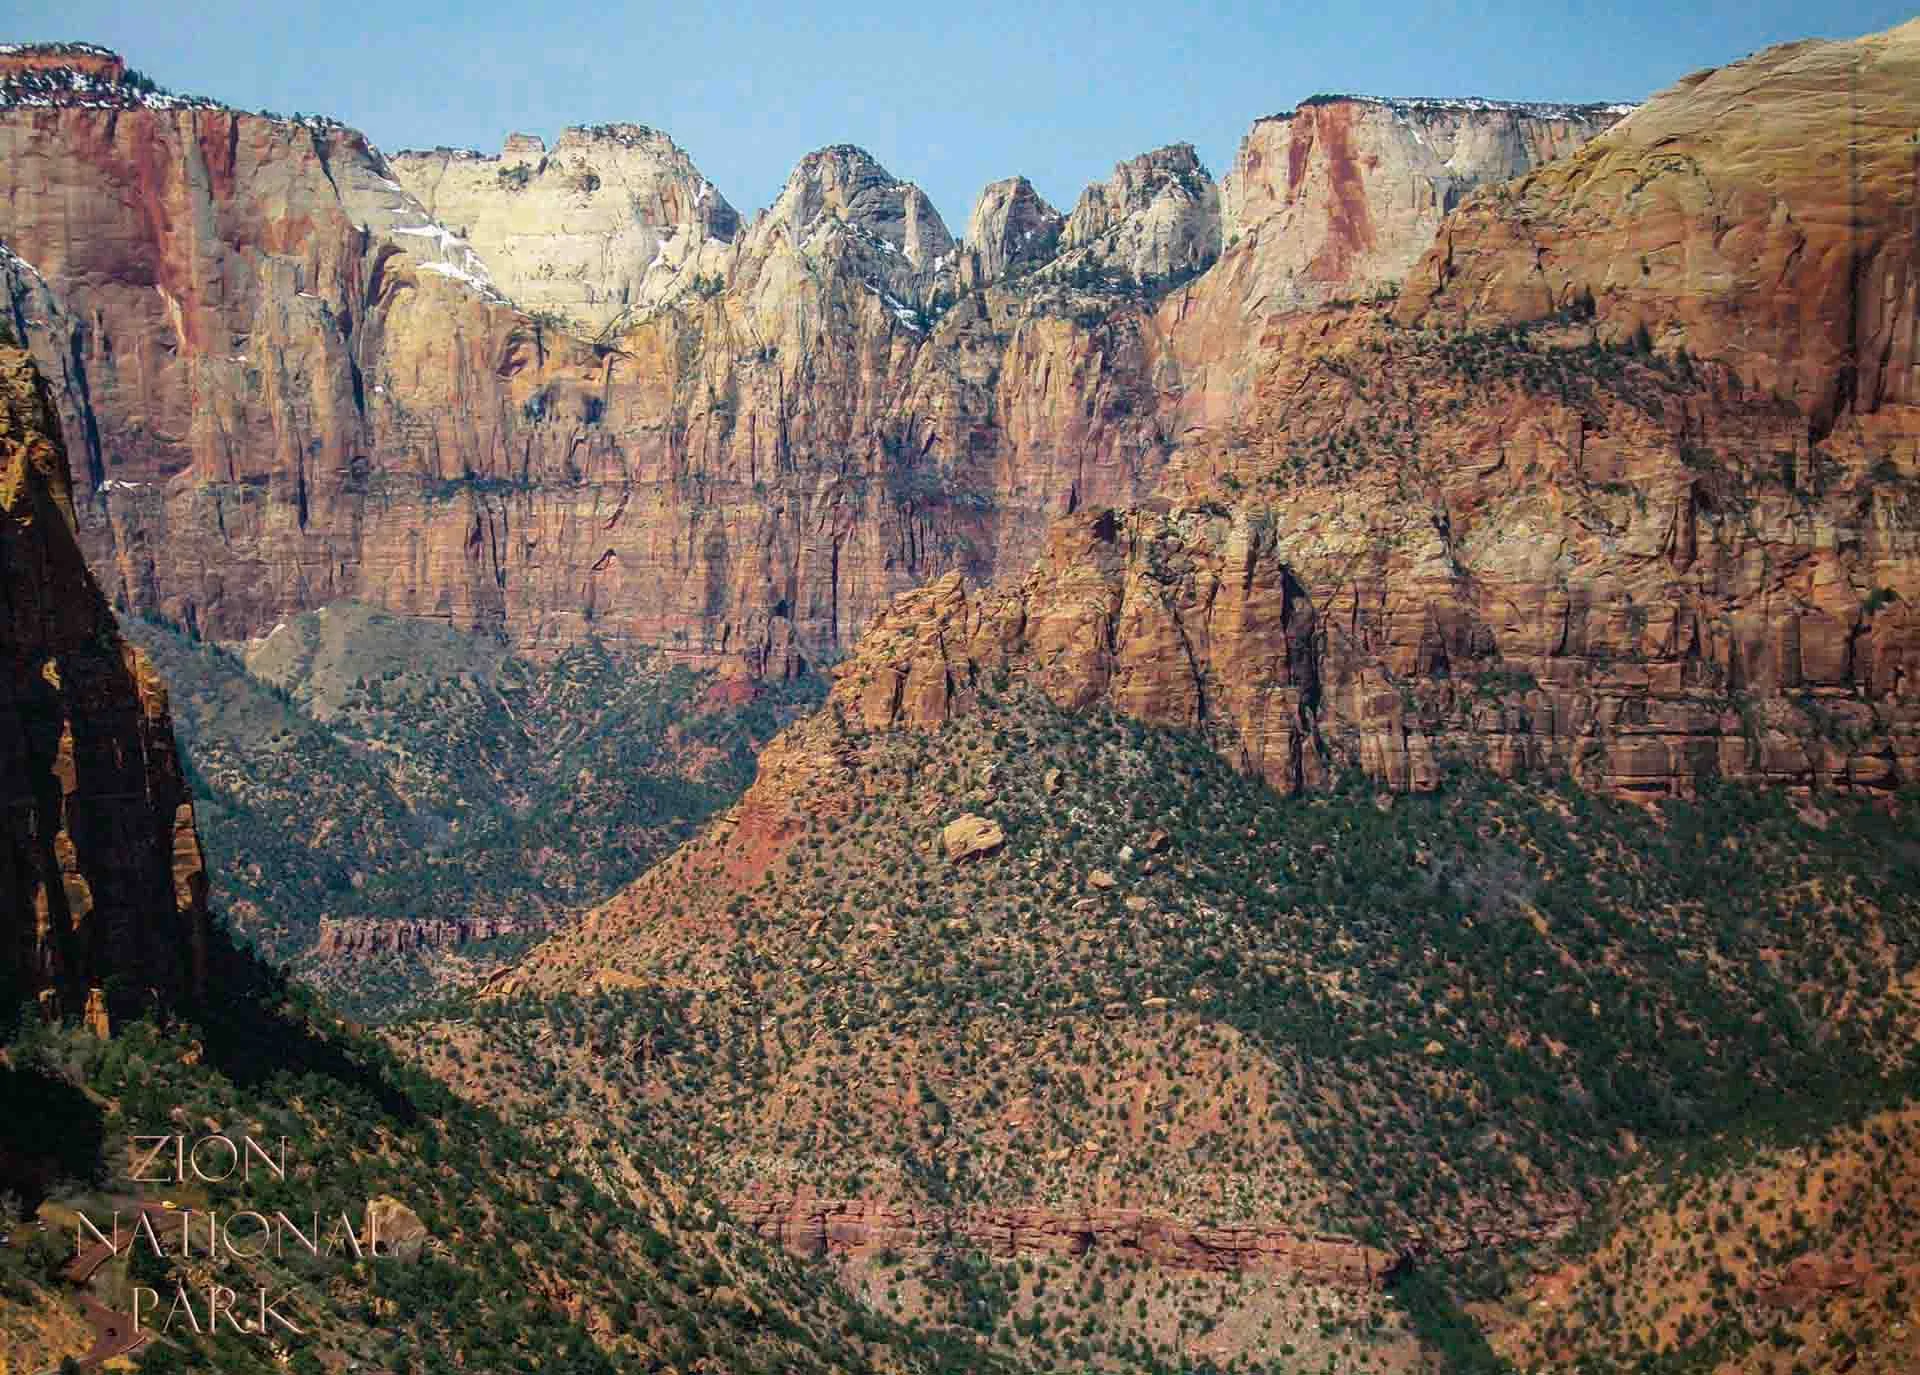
[[0, 344, 209, 1019], [727, 1195, 1394, 1289]]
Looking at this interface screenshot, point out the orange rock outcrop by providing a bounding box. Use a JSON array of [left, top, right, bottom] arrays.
[[728, 1195, 1395, 1289]]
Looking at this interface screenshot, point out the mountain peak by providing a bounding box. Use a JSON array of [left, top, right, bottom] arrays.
[[770, 143, 954, 270]]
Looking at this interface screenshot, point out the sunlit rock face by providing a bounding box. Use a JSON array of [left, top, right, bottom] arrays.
[[9, 26, 1914, 810], [390, 124, 740, 335]]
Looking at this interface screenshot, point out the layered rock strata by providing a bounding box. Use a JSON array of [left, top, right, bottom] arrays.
[[312, 914, 551, 957], [0, 45, 1613, 677], [728, 1196, 1394, 1289]]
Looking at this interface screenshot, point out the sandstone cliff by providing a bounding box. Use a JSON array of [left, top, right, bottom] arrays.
[[0, 340, 209, 1021], [959, 176, 1063, 288], [1218, 96, 1628, 314], [0, 57, 1142, 668], [0, 43, 1616, 678], [312, 914, 550, 957], [729, 1195, 1393, 1288], [506, 20, 1920, 811], [391, 124, 739, 334], [830, 305, 1920, 800], [1396, 22, 1920, 434]]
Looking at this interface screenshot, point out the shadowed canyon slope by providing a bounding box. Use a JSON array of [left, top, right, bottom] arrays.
[[0, 339, 209, 1023], [0, 44, 1615, 681]]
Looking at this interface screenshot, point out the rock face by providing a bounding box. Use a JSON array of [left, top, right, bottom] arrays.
[[365, 1196, 431, 1262], [1053, 145, 1221, 284], [728, 1195, 1393, 1289], [312, 915, 552, 958], [2, 25, 1910, 810], [761, 144, 955, 277], [834, 290, 1920, 797], [0, 341, 210, 1019], [390, 125, 739, 334], [1218, 96, 1629, 314], [1396, 22, 1920, 434], [960, 176, 1062, 287], [0, 61, 1168, 670]]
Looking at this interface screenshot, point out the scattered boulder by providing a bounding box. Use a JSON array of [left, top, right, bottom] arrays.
[[367, 1197, 430, 1262], [942, 814, 1006, 862]]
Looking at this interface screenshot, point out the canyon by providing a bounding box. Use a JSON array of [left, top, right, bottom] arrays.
[[6, 16, 1920, 1374], [465, 21, 1920, 1354], [6, 26, 1916, 806]]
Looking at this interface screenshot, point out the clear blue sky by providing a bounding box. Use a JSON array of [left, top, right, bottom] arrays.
[[12, 1, 1914, 231]]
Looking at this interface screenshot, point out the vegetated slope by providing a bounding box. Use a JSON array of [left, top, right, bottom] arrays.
[[399, 23, 1920, 1369], [410, 678, 1920, 1371], [0, 938, 1006, 1375], [123, 603, 821, 1020], [1474, 1092, 1920, 1375], [0, 326, 980, 1375]]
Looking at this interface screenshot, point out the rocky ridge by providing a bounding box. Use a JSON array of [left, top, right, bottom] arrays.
[[0, 338, 210, 1022], [312, 913, 552, 957], [0, 42, 1613, 681], [729, 1196, 1394, 1288]]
